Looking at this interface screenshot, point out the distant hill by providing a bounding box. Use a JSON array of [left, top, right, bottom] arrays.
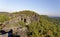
[[52, 17, 60, 19]]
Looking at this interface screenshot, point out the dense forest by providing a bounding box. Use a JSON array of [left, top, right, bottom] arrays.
[[0, 10, 60, 37]]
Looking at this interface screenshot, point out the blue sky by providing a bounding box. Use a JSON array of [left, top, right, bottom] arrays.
[[0, 0, 60, 17]]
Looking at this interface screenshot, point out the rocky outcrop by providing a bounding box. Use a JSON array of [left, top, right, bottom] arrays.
[[0, 14, 39, 37]]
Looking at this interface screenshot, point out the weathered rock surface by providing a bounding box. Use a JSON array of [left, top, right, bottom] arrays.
[[0, 13, 39, 37]]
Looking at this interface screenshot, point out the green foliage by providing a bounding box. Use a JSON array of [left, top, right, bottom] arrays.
[[0, 15, 10, 22], [13, 10, 39, 16], [26, 15, 60, 37], [0, 15, 10, 30], [19, 21, 26, 27]]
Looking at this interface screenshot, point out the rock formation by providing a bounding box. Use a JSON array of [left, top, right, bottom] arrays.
[[0, 13, 39, 37]]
